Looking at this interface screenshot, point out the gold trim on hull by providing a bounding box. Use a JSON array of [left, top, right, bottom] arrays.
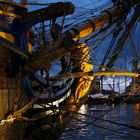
[[0, 10, 21, 19]]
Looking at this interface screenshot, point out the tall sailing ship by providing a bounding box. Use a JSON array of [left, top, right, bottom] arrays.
[[0, 0, 140, 139]]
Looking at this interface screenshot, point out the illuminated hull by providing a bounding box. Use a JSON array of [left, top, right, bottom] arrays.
[[0, 29, 93, 139], [0, 81, 92, 140]]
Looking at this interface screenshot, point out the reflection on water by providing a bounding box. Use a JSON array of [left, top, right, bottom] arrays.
[[60, 103, 140, 140]]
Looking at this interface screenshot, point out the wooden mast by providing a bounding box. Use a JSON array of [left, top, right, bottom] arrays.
[[49, 71, 140, 79], [107, 3, 140, 68], [66, 0, 140, 41], [25, 0, 140, 73]]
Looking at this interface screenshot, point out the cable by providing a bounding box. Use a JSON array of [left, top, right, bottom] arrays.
[[70, 110, 140, 131], [62, 88, 139, 132], [66, 116, 140, 138]]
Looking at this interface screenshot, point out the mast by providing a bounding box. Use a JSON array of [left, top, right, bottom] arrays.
[[66, 0, 140, 41], [107, 4, 140, 68], [25, 0, 140, 73], [49, 71, 140, 79]]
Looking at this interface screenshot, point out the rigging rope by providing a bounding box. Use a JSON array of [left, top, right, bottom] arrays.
[[70, 111, 140, 131], [67, 116, 140, 138], [62, 87, 139, 132], [99, 23, 122, 71], [106, 3, 140, 68]]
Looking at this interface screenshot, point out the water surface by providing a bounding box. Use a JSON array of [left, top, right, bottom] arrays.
[[60, 103, 140, 140]]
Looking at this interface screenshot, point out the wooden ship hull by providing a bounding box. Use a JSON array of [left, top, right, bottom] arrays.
[[0, 0, 140, 140]]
